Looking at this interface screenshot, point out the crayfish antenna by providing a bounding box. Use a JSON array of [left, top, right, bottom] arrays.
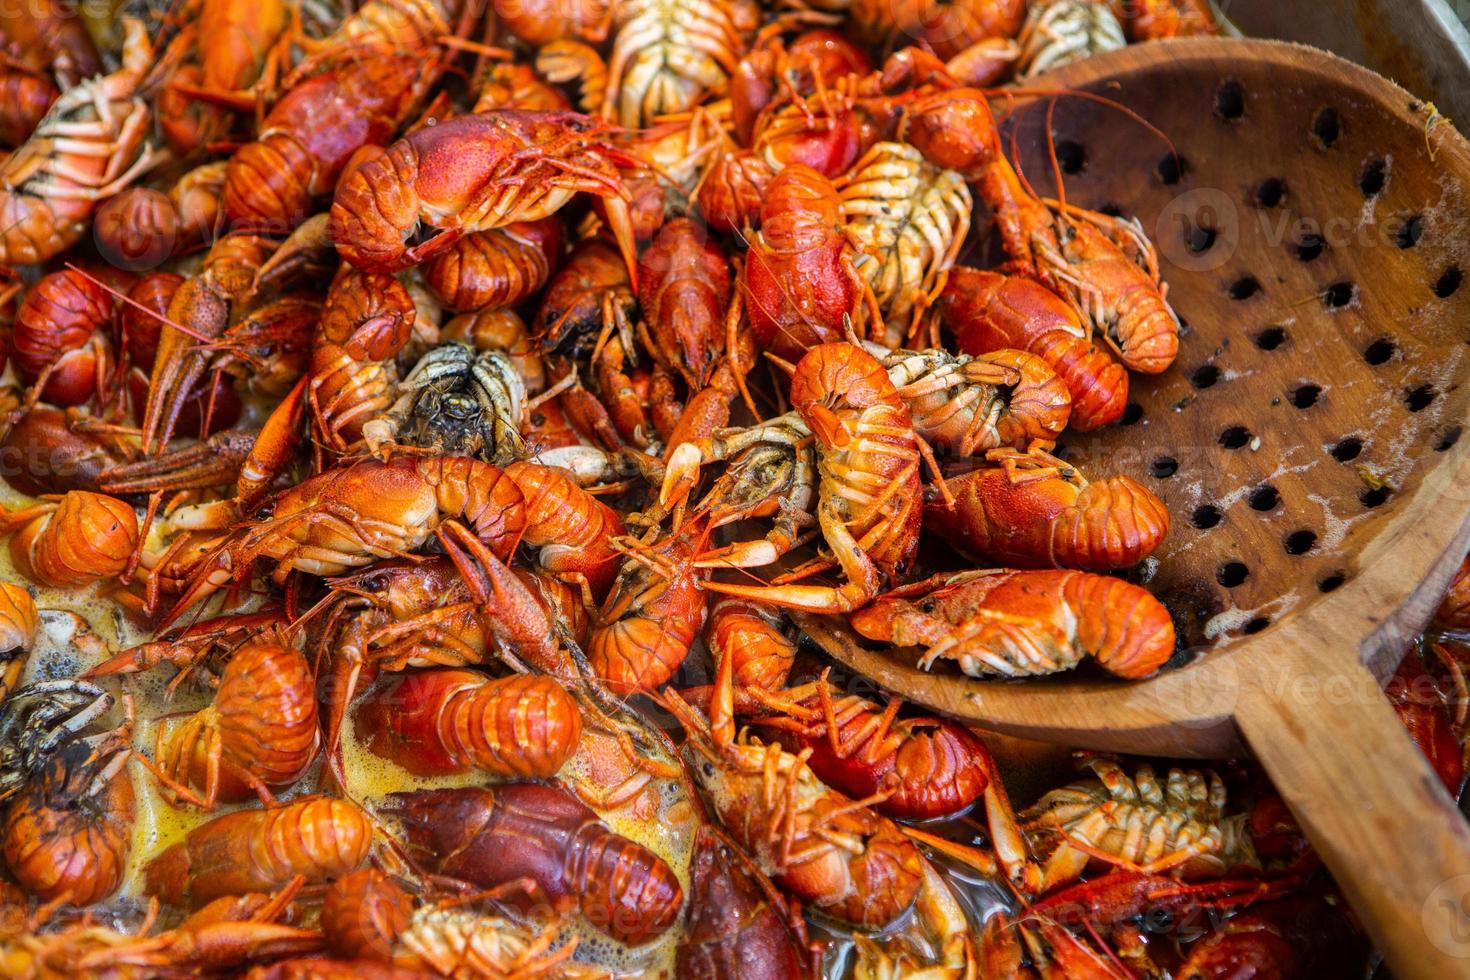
[[763, 351, 798, 377], [901, 824, 998, 876], [63, 263, 212, 342], [651, 687, 721, 762]]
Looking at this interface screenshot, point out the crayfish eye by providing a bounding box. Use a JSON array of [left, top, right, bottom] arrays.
[[1140, 907, 1175, 933]]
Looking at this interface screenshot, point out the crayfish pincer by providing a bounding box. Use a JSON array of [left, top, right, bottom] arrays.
[[329, 109, 639, 286], [385, 783, 684, 945]]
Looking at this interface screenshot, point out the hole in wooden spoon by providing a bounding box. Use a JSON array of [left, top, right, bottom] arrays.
[[1436, 266, 1463, 298], [1323, 281, 1356, 309], [1284, 529, 1317, 555], [1214, 81, 1245, 121], [1157, 153, 1187, 185], [1391, 214, 1424, 249], [1191, 365, 1220, 389], [1219, 425, 1251, 449], [1329, 436, 1362, 462], [1151, 456, 1179, 478], [1254, 326, 1287, 350], [1291, 384, 1322, 409], [1255, 178, 1286, 208], [1249, 485, 1280, 511], [1312, 107, 1341, 147], [1363, 338, 1396, 365], [1359, 486, 1391, 508], [1191, 505, 1222, 529], [1437, 426, 1463, 452], [1318, 572, 1346, 592], [1054, 139, 1086, 175], [1183, 221, 1218, 254], [1405, 385, 1436, 412], [1243, 616, 1271, 635], [1359, 157, 1387, 197], [1230, 276, 1261, 300], [1121, 403, 1144, 425], [1291, 230, 1325, 262], [1217, 561, 1249, 587]]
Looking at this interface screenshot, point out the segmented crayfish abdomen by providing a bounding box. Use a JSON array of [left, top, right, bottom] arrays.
[[705, 597, 796, 694], [143, 797, 373, 908], [850, 569, 1176, 679], [588, 526, 708, 693], [356, 670, 581, 779], [6, 491, 139, 588], [421, 217, 565, 313], [2, 744, 135, 906], [320, 868, 415, 960], [12, 268, 115, 408], [849, 0, 1025, 58], [331, 109, 637, 277], [154, 639, 320, 806], [924, 451, 1169, 571]]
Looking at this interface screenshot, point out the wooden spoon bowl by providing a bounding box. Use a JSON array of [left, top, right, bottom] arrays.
[[799, 38, 1470, 979]]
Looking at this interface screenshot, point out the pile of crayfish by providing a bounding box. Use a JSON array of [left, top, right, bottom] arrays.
[[0, 0, 1435, 975]]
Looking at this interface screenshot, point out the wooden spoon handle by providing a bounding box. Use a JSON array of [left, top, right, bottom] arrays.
[[1234, 654, 1470, 979]]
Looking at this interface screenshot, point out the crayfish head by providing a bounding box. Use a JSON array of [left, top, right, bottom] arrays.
[[383, 786, 498, 860], [0, 680, 114, 799], [899, 90, 1003, 180], [703, 444, 797, 526]]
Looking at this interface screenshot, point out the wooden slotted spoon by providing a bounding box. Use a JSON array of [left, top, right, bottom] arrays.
[[798, 38, 1470, 979]]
